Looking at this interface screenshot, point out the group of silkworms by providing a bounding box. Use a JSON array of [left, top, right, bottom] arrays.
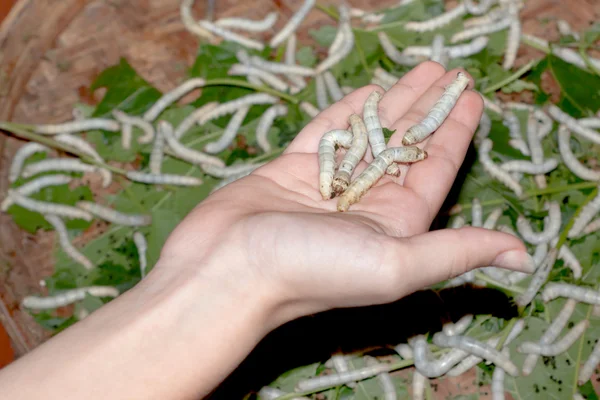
[[2, 0, 600, 398]]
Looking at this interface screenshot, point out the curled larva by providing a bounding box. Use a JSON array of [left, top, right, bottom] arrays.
[[464, 0, 495, 15], [332, 115, 369, 194], [373, 67, 399, 88], [201, 162, 265, 179], [149, 124, 165, 175], [198, 20, 265, 50], [76, 201, 151, 226], [174, 102, 219, 140], [568, 189, 600, 238], [143, 78, 206, 122], [228, 64, 289, 92], [446, 36, 490, 58], [45, 214, 93, 270], [34, 119, 120, 135], [160, 121, 226, 168], [479, 139, 523, 196], [405, 4, 467, 32], [491, 348, 509, 400], [22, 158, 98, 179], [204, 105, 250, 154], [198, 93, 278, 125], [430, 34, 447, 67], [363, 91, 400, 176], [516, 248, 558, 307], [413, 335, 469, 378], [214, 12, 278, 32], [55, 134, 111, 188], [475, 112, 492, 144], [112, 110, 155, 144], [443, 314, 474, 336], [518, 320, 589, 356], [258, 386, 309, 400], [300, 101, 320, 118], [295, 362, 390, 392], [270, 0, 315, 48], [483, 207, 503, 230], [256, 104, 288, 153], [451, 17, 511, 43], [412, 371, 426, 400], [402, 72, 470, 146], [579, 335, 600, 385], [471, 198, 483, 227], [377, 32, 422, 66], [502, 8, 521, 70], [8, 190, 93, 221], [432, 332, 519, 376], [323, 71, 343, 102], [500, 159, 558, 174], [547, 104, 600, 145], [133, 232, 148, 279], [558, 125, 600, 181], [22, 286, 119, 310], [126, 171, 202, 187], [541, 283, 600, 304], [180, 0, 214, 40], [463, 7, 506, 27], [337, 146, 427, 211], [315, 73, 330, 110], [250, 56, 315, 77], [1, 174, 72, 212], [365, 356, 397, 400], [316, 21, 354, 74], [9, 143, 50, 182], [516, 202, 561, 245]]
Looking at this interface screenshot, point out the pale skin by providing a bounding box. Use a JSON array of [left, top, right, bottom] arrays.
[[0, 63, 534, 400]]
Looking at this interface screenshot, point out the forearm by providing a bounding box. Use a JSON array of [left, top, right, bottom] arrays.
[[0, 258, 278, 400]]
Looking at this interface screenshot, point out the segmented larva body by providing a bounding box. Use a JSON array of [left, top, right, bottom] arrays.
[[463, 7, 506, 27], [198, 93, 278, 125], [315, 22, 354, 74], [414, 335, 470, 377], [143, 78, 206, 122], [198, 20, 265, 50], [516, 248, 558, 307], [204, 105, 250, 154], [525, 113, 546, 188], [133, 231, 148, 279], [111, 110, 155, 144], [505, 244, 549, 285], [446, 36, 490, 58], [475, 112, 492, 144], [284, 35, 307, 91], [497, 224, 518, 237], [516, 202, 561, 245], [582, 218, 600, 235], [8, 190, 93, 221], [300, 101, 320, 118], [451, 17, 511, 43], [500, 159, 558, 174], [518, 320, 589, 356], [201, 162, 265, 179], [209, 170, 258, 193], [412, 371, 426, 400], [464, 0, 496, 15], [258, 386, 309, 400], [332, 115, 369, 194], [432, 333, 519, 376], [214, 12, 278, 32], [174, 102, 219, 140], [34, 119, 120, 135], [45, 214, 93, 270], [270, 0, 315, 47], [228, 64, 290, 92], [371, 78, 392, 91], [373, 68, 399, 88], [255, 104, 288, 153], [482, 96, 503, 115], [1, 174, 72, 212], [180, 0, 214, 40], [295, 362, 390, 392], [365, 356, 397, 400], [542, 283, 600, 304], [502, 109, 529, 155], [54, 134, 111, 188], [323, 71, 343, 102], [160, 121, 226, 168], [121, 123, 133, 150], [568, 189, 600, 238], [491, 348, 509, 400], [443, 314, 474, 336], [402, 72, 470, 146], [430, 34, 447, 67], [551, 238, 582, 279], [483, 207, 503, 230], [249, 56, 315, 77], [395, 343, 414, 359], [451, 215, 466, 229], [126, 171, 203, 186], [363, 91, 400, 176], [548, 105, 600, 145], [405, 4, 467, 32], [579, 336, 600, 385], [76, 201, 151, 226], [329, 5, 350, 55], [558, 125, 600, 182], [315, 74, 330, 110], [337, 146, 427, 211], [579, 118, 600, 129], [471, 198, 483, 227], [502, 7, 521, 70], [22, 286, 119, 310], [479, 139, 523, 196], [149, 124, 165, 175], [9, 143, 51, 182], [377, 32, 421, 66]]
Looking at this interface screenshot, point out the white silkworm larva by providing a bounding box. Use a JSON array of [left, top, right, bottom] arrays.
[[475, 112, 492, 144], [363, 91, 400, 176], [516, 249, 558, 306], [497, 224, 518, 237], [413, 335, 473, 378], [432, 333, 519, 376], [174, 102, 219, 140], [377, 32, 421, 66], [451, 17, 511, 43], [250, 56, 315, 77], [333, 114, 369, 194], [300, 101, 319, 118], [337, 146, 427, 211], [482, 95, 503, 115], [491, 348, 509, 400], [214, 12, 278, 32], [22, 286, 119, 310], [8, 190, 93, 221], [542, 283, 600, 304], [323, 71, 343, 102], [9, 143, 50, 182], [143, 78, 206, 122], [121, 123, 133, 150], [76, 201, 151, 226], [1, 174, 72, 212], [451, 215, 466, 229], [551, 47, 600, 72], [582, 218, 600, 235], [558, 125, 600, 181], [471, 198, 483, 227], [412, 371, 426, 400], [329, 5, 350, 55], [365, 356, 397, 400], [500, 159, 558, 174], [502, 10, 521, 70], [405, 4, 467, 32], [21, 158, 98, 179], [557, 19, 580, 40], [149, 124, 165, 175], [258, 386, 309, 400], [373, 68, 399, 88], [201, 162, 265, 179], [315, 22, 354, 74], [198, 93, 278, 125], [270, 0, 315, 48], [160, 121, 225, 168], [209, 169, 257, 193], [443, 314, 474, 336], [180, 0, 214, 40], [204, 105, 249, 154], [503, 109, 530, 155], [315, 74, 330, 111], [45, 214, 93, 270], [371, 78, 392, 91], [568, 189, 600, 238], [464, 0, 496, 15], [430, 34, 447, 67], [483, 207, 504, 230], [256, 104, 288, 153], [579, 118, 600, 129], [548, 105, 600, 145], [395, 343, 414, 359], [295, 362, 390, 392], [447, 36, 490, 58], [516, 202, 561, 245], [111, 110, 155, 144], [126, 171, 202, 186], [328, 355, 355, 386], [551, 238, 582, 279], [479, 139, 523, 196], [464, 7, 506, 27], [197, 20, 265, 50], [34, 119, 120, 135], [402, 72, 470, 145], [518, 320, 589, 356], [579, 336, 600, 384], [283, 37, 307, 91], [54, 134, 111, 188], [228, 64, 290, 92], [133, 231, 148, 279], [522, 298, 577, 376], [526, 112, 546, 188]]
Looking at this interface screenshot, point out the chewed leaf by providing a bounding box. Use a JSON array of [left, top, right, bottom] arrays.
[[383, 127, 397, 142]]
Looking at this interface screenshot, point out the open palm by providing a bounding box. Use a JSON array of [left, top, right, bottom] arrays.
[[161, 62, 532, 321]]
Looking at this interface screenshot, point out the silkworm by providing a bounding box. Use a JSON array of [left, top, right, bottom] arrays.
[[525, 111, 546, 188], [209, 165, 262, 193], [120, 123, 133, 150], [551, 47, 600, 72], [8, 190, 93, 221], [160, 121, 226, 167], [371, 78, 392, 91], [557, 19, 580, 40], [9, 143, 51, 182], [327, 4, 350, 57], [479, 139, 523, 196], [542, 283, 600, 304], [76, 201, 151, 226], [475, 112, 492, 144], [500, 159, 558, 174], [547, 105, 600, 145], [443, 314, 474, 336], [507, 243, 548, 285], [463, 7, 506, 27], [300, 101, 319, 118], [471, 198, 483, 227], [405, 4, 467, 32], [133, 232, 148, 279], [250, 56, 315, 77], [111, 110, 155, 144], [33, 119, 120, 135], [198, 93, 278, 125], [315, 74, 330, 110], [451, 17, 511, 43], [214, 12, 278, 32], [126, 171, 202, 186], [491, 348, 509, 400], [258, 386, 309, 400], [430, 34, 447, 67], [180, 0, 214, 40], [295, 362, 390, 392], [1, 174, 72, 212], [579, 118, 600, 129], [365, 356, 397, 400], [516, 202, 561, 245], [373, 68, 399, 88], [483, 207, 504, 230], [394, 343, 414, 359], [482, 96, 503, 115], [323, 71, 343, 102], [521, 299, 577, 376], [270, 0, 315, 48], [337, 146, 427, 211], [582, 218, 600, 235], [502, 109, 529, 155], [579, 335, 600, 385], [502, 6, 521, 70], [412, 371, 426, 400], [447, 36, 490, 58], [201, 162, 265, 179], [432, 333, 519, 376], [143, 78, 206, 122], [315, 20, 353, 74], [149, 124, 165, 175], [497, 224, 518, 237], [568, 189, 600, 238], [413, 336, 470, 378], [332, 115, 369, 194], [254, 105, 287, 153], [451, 215, 466, 229], [377, 32, 421, 66], [204, 105, 250, 154], [558, 125, 600, 181], [21, 158, 98, 179], [550, 238, 582, 279], [534, 109, 553, 139], [54, 134, 111, 187], [464, 0, 495, 15], [284, 35, 307, 91], [22, 286, 119, 310], [516, 248, 558, 306], [229, 64, 290, 92], [402, 72, 470, 146], [518, 320, 589, 355], [44, 214, 93, 270], [198, 20, 265, 50], [363, 91, 400, 176], [173, 102, 219, 140]]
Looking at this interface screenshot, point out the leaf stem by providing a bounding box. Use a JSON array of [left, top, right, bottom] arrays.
[[202, 79, 299, 104], [520, 34, 550, 53], [495, 318, 517, 350], [483, 59, 537, 94], [315, 2, 339, 20]]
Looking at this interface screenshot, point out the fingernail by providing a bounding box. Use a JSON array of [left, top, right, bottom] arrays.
[[491, 250, 536, 273]]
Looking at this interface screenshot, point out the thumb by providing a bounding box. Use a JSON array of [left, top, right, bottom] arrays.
[[392, 227, 536, 293]]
